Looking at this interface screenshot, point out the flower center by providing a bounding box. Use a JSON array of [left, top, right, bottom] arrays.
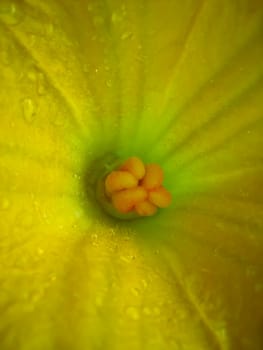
[[96, 156, 172, 219]]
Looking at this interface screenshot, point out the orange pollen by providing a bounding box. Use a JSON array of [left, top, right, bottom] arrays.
[[148, 186, 172, 208], [105, 170, 138, 195], [112, 187, 147, 213], [135, 200, 157, 216], [119, 156, 146, 180], [104, 156, 172, 217], [140, 163, 163, 190]]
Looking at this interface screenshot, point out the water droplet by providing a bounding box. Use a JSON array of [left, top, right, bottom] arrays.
[[27, 67, 47, 96], [131, 287, 140, 297], [95, 295, 103, 307], [87, 4, 94, 12], [143, 307, 151, 316], [46, 22, 54, 36], [111, 12, 122, 24], [37, 247, 44, 255], [121, 32, 133, 40], [52, 115, 64, 126], [73, 173, 80, 180], [141, 279, 148, 288], [121, 4, 127, 16], [27, 69, 37, 82], [22, 98, 36, 123], [215, 323, 228, 343], [91, 233, 99, 246], [29, 34, 36, 47], [37, 72, 47, 96], [50, 274, 56, 282], [91, 233, 98, 240], [106, 80, 112, 88], [1, 198, 10, 210], [126, 306, 139, 320], [30, 291, 43, 304], [0, 1, 23, 25], [120, 255, 135, 263]]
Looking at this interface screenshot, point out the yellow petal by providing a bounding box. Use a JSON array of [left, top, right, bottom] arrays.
[[0, 0, 262, 349]]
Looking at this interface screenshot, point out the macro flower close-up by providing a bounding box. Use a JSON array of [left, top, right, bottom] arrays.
[[0, 0, 263, 349]]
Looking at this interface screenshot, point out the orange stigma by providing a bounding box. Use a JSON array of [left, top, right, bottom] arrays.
[[104, 156, 172, 217]]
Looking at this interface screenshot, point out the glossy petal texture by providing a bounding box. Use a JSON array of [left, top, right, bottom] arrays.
[[0, 0, 263, 349]]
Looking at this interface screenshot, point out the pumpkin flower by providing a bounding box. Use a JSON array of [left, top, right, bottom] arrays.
[[0, 0, 263, 349]]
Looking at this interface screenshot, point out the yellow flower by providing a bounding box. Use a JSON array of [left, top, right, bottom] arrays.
[[0, 0, 263, 349]]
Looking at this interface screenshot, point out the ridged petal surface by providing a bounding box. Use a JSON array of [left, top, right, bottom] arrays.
[[0, 0, 262, 349]]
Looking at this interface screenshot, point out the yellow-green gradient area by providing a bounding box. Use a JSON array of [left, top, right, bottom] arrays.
[[0, 0, 263, 349]]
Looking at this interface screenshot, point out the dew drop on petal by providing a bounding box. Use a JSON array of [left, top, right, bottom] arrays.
[[106, 79, 112, 88], [37, 72, 47, 96], [131, 287, 140, 297], [0, 1, 23, 25], [214, 323, 228, 345], [27, 68, 37, 82], [27, 67, 47, 98], [87, 4, 94, 12], [45, 22, 54, 36], [52, 115, 64, 127], [126, 306, 140, 320], [29, 34, 36, 47], [95, 295, 103, 307], [141, 279, 148, 289], [50, 274, 57, 282], [37, 247, 44, 256], [120, 255, 136, 264], [1, 198, 10, 210], [121, 32, 133, 40], [91, 233, 99, 246], [143, 307, 151, 316], [121, 4, 127, 16], [111, 12, 122, 24], [22, 98, 36, 123]]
